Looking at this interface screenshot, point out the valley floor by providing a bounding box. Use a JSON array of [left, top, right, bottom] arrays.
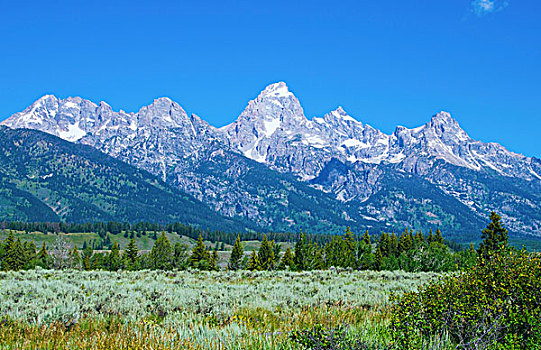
[[0, 269, 440, 349]]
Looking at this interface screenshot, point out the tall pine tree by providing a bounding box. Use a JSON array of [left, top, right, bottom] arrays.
[[228, 235, 244, 271], [150, 232, 172, 270], [258, 235, 275, 270], [477, 211, 508, 260], [125, 239, 139, 270]]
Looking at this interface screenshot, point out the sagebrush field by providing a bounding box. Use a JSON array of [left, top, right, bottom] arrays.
[[0, 269, 439, 349]]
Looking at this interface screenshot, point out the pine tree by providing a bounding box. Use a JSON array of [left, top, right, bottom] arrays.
[[3, 238, 26, 271], [415, 230, 425, 245], [173, 243, 188, 269], [358, 240, 375, 270], [435, 229, 444, 244], [427, 229, 434, 244], [82, 246, 93, 271], [362, 230, 371, 246], [278, 247, 294, 270], [150, 232, 172, 270], [24, 241, 36, 259], [294, 231, 307, 271], [37, 242, 50, 268], [70, 244, 81, 269], [258, 235, 275, 270], [188, 234, 211, 268], [125, 239, 139, 270], [477, 211, 509, 260], [12, 239, 26, 271], [378, 232, 390, 257], [1, 231, 16, 270], [273, 242, 282, 261], [390, 232, 399, 257], [374, 247, 384, 271], [108, 241, 121, 271], [343, 227, 357, 268], [228, 235, 244, 270], [209, 250, 218, 271], [307, 242, 325, 270], [247, 250, 260, 271]]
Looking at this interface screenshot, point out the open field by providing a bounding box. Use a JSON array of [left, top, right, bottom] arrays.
[[0, 269, 440, 349]]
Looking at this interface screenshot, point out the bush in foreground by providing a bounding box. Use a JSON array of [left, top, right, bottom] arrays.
[[390, 250, 541, 349]]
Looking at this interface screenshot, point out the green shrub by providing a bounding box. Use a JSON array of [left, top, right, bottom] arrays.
[[390, 250, 541, 349], [290, 324, 390, 350]]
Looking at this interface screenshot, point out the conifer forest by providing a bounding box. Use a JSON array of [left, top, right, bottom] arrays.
[[1, 212, 540, 349]]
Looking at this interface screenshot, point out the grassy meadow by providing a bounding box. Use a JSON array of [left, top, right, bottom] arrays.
[[0, 269, 440, 349]]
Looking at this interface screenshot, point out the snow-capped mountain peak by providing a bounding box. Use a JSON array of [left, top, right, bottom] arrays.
[[324, 106, 361, 125], [1, 85, 540, 237], [259, 81, 293, 99]]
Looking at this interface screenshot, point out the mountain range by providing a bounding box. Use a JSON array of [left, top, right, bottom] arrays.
[[2, 82, 540, 242]]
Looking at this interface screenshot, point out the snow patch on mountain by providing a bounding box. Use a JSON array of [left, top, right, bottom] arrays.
[[58, 121, 86, 141], [263, 118, 281, 137]]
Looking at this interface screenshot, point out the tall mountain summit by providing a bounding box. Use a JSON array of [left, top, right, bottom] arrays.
[[2, 82, 540, 240]]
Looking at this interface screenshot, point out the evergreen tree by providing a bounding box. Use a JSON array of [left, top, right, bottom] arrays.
[[70, 244, 81, 269], [125, 239, 139, 270], [278, 247, 294, 270], [374, 247, 384, 271], [273, 242, 282, 261], [258, 235, 275, 270], [247, 250, 260, 271], [5, 238, 26, 271], [228, 235, 244, 271], [378, 232, 391, 257], [173, 243, 188, 269], [108, 241, 121, 271], [343, 227, 357, 268], [477, 211, 509, 260], [390, 232, 399, 257], [415, 230, 425, 245], [188, 234, 211, 269], [358, 240, 375, 270], [1, 231, 16, 270], [209, 250, 218, 271], [23, 241, 37, 268], [435, 229, 444, 244], [150, 232, 172, 270], [427, 229, 434, 244], [293, 231, 307, 271], [324, 236, 343, 268], [82, 246, 93, 271], [362, 230, 371, 246], [37, 242, 50, 268], [306, 242, 325, 270]]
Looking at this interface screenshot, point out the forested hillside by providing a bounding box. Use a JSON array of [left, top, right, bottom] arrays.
[[0, 127, 251, 232]]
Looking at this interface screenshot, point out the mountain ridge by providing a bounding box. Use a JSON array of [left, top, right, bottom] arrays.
[[2, 82, 540, 239]]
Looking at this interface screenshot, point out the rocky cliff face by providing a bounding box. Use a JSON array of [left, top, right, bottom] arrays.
[[3, 82, 540, 238]]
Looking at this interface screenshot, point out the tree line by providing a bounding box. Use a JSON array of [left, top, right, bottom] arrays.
[[0, 221, 337, 246], [0, 224, 477, 272]]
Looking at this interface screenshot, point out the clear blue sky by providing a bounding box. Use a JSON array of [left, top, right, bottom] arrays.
[[1, 0, 539, 157]]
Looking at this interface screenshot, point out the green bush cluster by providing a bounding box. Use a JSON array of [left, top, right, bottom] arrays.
[[390, 213, 541, 349], [290, 324, 391, 350]]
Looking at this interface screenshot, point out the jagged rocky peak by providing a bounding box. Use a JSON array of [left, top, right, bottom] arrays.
[[258, 81, 293, 99], [427, 111, 464, 135], [323, 106, 360, 124], [2, 95, 99, 142], [222, 82, 309, 155], [136, 97, 189, 128], [423, 111, 471, 144], [241, 81, 306, 123]]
